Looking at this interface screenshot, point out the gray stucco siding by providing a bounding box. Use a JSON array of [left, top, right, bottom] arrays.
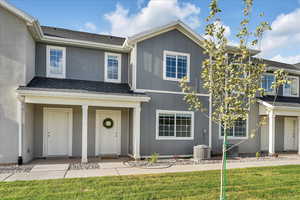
[[33, 104, 130, 158], [136, 29, 207, 93], [140, 93, 210, 156], [35, 43, 129, 83], [0, 6, 35, 163]]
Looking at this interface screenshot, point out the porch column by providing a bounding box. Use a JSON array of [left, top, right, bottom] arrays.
[[133, 105, 141, 159], [17, 96, 25, 165], [298, 117, 300, 155], [81, 105, 88, 163], [268, 111, 276, 155]]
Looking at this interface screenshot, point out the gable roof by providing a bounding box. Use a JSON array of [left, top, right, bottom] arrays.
[[42, 26, 125, 46], [126, 20, 205, 48]]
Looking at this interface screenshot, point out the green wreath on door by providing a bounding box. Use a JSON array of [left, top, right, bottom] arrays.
[[103, 118, 114, 129]]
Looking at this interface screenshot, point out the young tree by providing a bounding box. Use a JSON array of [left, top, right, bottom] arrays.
[[180, 0, 288, 199]]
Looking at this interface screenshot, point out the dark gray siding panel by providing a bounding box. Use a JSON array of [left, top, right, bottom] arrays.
[[136, 29, 207, 93], [140, 93, 209, 156], [35, 43, 129, 83]]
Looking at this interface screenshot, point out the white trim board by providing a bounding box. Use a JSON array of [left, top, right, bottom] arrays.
[[17, 89, 150, 103], [134, 89, 210, 97], [43, 107, 73, 157]]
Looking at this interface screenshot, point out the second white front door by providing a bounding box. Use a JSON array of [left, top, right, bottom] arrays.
[[284, 118, 298, 151], [44, 108, 72, 157], [96, 110, 121, 156]]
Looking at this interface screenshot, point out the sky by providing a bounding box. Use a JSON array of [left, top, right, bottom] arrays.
[[7, 0, 300, 64]]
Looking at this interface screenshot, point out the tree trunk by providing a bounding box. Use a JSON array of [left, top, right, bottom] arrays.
[[220, 126, 227, 200]]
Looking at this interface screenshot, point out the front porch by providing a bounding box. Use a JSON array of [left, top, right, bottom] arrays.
[[16, 87, 150, 164], [259, 100, 300, 155]]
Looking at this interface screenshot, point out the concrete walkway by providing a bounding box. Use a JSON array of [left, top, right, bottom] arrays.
[[1, 159, 300, 182]]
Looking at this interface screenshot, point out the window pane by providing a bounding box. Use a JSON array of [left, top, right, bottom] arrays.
[[166, 55, 177, 78], [234, 119, 247, 137], [177, 56, 187, 79], [221, 126, 234, 136], [291, 78, 298, 96], [284, 77, 299, 96], [107, 55, 119, 80], [158, 114, 175, 137], [176, 114, 192, 137], [49, 49, 63, 74], [261, 74, 274, 93]]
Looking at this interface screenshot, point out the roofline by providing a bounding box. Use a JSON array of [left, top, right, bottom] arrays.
[[267, 66, 300, 75], [16, 88, 151, 102], [126, 20, 205, 47], [41, 35, 129, 52], [0, 1, 262, 55], [0, 0, 35, 23]]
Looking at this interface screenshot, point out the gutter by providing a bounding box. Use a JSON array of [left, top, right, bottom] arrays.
[[17, 89, 151, 102]]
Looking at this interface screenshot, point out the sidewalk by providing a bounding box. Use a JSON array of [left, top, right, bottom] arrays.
[[1, 159, 300, 182]]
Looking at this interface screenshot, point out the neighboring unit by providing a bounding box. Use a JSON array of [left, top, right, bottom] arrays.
[[1, 1, 300, 164]]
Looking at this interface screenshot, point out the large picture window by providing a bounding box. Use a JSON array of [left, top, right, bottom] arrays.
[[283, 76, 299, 97], [163, 51, 190, 81], [46, 46, 66, 78], [156, 110, 194, 140], [261, 73, 275, 94], [220, 118, 247, 139], [105, 52, 121, 83]]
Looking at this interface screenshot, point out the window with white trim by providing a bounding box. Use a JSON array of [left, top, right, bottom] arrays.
[[163, 51, 190, 81], [156, 110, 194, 140], [46, 46, 66, 78], [220, 118, 247, 139], [283, 76, 299, 97], [105, 52, 121, 83], [261, 73, 275, 94]]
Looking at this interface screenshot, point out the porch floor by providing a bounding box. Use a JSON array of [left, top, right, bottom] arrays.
[[1, 154, 300, 182]]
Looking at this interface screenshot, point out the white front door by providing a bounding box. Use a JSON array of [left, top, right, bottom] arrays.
[[44, 108, 72, 156], [96, 110, 121, 156], [260, 121, 269, 151], [284, 118, 298, 151]]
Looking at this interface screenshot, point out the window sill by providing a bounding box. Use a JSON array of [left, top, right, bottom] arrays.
[[219, 136, 248, 140], [163, 77, 190, 82], [156, 137, 194, 141]]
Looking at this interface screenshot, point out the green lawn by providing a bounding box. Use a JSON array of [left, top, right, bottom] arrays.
[[1, 165, 300, 200]]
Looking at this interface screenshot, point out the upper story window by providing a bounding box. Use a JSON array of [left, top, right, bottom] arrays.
[[156, 110, 194, 140], [261, 73, 275, 95], [105, 52, 121, 83], [283, 76, 299, 97], [46, 46, 66, 78], [163, 50, 190, 82], [220, 118, 248, 139]]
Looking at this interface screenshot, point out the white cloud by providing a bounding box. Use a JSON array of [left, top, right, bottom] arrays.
[[79, 22, 97, 33], [271, 54, 300, 64], [104, 0, 201, 36], [260, 8, 300, 60]]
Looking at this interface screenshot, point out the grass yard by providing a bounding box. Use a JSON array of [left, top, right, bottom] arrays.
[[1, 165, 300, 200]]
